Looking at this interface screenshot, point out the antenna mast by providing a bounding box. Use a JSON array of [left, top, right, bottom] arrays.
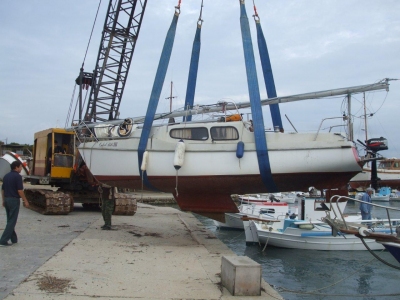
[[166, 81, 177, 112]]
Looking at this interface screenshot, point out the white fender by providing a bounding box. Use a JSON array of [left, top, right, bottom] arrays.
[[173, 140, 185, 170], [141, 151, 149, 171]]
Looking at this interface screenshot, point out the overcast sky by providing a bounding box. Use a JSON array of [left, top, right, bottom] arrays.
[[1, 0, 399, 158]]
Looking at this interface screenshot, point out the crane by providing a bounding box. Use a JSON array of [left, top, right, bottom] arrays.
[[24, 0, 148, 215], [75, 0, 147, 123]]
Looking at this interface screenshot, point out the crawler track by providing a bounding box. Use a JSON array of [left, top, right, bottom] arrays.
[[25, 189, 73, 215], [113, 191, 137, 216]]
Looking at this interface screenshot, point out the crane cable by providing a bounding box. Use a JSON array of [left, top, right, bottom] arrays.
[[252, 0, 258, 19], [175, 0, 181, 13], [82, 0, 103, 68], [66, 0, 102, 127], [198, 0, 204, 23]]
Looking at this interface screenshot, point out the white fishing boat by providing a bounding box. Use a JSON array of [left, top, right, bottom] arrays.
[[244, 194, 393, 250], [214, 201, 293, 230], [237, 192, 296, 204], [323, 196, 400, 262], [371, 194, 390, 202], [246, 218, 389, 251], [356, 187, 391, 202], [390, 190, 400, 200], [275, 192, 297, 204], [350, 158, 400, 191]]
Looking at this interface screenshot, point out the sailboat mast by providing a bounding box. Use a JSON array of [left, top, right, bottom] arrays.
[[170, 81, 173, 112], [363, 92, 368, 142], [347, 93, 353, 141], [166, 81, 177, 113], [71, 80, 390, 129]]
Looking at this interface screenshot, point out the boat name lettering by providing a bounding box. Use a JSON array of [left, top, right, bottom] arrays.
[[99, 142, 118, 147]]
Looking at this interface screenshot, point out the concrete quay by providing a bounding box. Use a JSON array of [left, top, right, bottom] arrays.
[[125, 189, 177, 205], [0, 196, 283, 299]]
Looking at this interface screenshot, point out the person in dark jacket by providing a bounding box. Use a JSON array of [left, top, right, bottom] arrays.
[[1, 161, 29, 246]]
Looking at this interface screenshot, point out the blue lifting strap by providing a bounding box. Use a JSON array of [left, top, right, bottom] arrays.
[[183, 22, 202, 122], [183, 2, 204, 122], [239, 1, 278, 192], [255, 19, 283, 131], [138, 11, 180, 190]]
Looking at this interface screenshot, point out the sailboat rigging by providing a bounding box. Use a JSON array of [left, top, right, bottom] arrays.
[[72, 1, 395, 220]]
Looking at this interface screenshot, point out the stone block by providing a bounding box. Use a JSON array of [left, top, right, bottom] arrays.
[[221, 255, 261, 296]]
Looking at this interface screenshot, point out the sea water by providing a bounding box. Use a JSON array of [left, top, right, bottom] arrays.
[[194, 201, 400, 300]]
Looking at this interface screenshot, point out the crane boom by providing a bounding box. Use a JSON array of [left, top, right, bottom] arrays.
[[84, 0, 147, 122]]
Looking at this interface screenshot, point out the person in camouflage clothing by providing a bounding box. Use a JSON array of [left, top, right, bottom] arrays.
[[101, 186, 114, 230]]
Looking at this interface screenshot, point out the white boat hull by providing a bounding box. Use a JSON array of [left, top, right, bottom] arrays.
[[371, 195, 390, 202], [214, 202, 291, 229], [238, 192, 296, 204], [214, 213, 248, 230], [78, 121, 361, 217], [251, 221, 385, 251]]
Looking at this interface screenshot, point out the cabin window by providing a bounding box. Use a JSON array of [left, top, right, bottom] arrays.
[[210, 126, 239, 140], [260, 208, 275, 214], [394, 162, 399, 168], [169, 127, 208, 140]]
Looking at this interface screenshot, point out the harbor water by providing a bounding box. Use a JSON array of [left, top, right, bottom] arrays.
[[194, 200, 400, 300]]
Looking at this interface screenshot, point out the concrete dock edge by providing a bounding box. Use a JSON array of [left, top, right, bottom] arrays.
[[1, 199, 282, 299]]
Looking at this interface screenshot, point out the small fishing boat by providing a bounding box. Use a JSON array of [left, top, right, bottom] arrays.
[[372, 187, 391, 202], [244, 193, 395, 250], [324, 196, 400, 263], [356, 187, 391, 202], [246, 217, 390, 251], [236, 192, 296, 204], [214, 201, 292, 230]]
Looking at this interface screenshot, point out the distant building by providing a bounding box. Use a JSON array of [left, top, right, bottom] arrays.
[[0, 144, 31, 158]]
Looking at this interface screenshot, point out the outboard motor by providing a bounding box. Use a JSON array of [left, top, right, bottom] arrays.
[[365, 137, 388, 190], [366, 137, 388, 152]]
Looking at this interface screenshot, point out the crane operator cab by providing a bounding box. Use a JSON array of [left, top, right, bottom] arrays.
[[31, 128, 75, 180]]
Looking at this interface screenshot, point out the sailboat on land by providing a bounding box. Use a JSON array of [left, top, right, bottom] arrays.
[[77, 81, 390, 220], [73, 2, 392, 221]]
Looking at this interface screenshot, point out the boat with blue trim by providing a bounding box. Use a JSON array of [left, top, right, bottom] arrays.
[[244, 194, 397, 250], [77, 117, 363, 220], [71, 1, 393, 221], [323, 195, 400, 263]]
